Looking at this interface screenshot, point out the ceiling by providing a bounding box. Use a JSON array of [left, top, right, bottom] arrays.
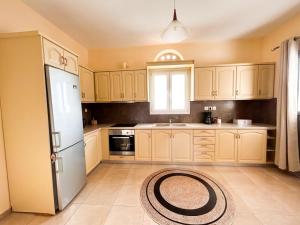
[[24, 0, 300, 48]]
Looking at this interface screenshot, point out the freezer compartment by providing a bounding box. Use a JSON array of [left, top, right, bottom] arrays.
[[55, 141, 86, 210]]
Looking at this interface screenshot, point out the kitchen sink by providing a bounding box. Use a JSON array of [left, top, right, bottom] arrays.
[[154, 123, 170, 127], [171, 123, 187, 126], [153, 123, 187, 127]]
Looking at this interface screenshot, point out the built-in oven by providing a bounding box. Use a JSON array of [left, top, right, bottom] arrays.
[[109, 129, 135, 156]]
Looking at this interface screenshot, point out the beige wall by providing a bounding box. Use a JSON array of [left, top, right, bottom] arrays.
[[0, 0, 88, 66], [88, 39, 264, 71], [0, 105, 10, 216]]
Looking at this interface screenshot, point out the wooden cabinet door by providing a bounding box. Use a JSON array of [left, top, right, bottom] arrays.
[[122, 71, 134, 101], [95, 72, 110, 102], [64, 50, 79, 75], [194, 67, 215, 100], [79, 66, 95, 102], [237, 130, 266, 163], [152, 130, 172, 161], [110, 71, 123, 101], [84, 131, 99, 174], [135, 130, 152, 161], [134, 70, 148, 101], [257, 65, 274, 99], [172, 130, 193, 162], [236, 65, 258, 99], [215, 130, 237, 162], [214, 66, 236, 100], [43, 38, 64, 69]]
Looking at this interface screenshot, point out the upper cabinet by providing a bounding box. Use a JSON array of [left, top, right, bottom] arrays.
[[110, 71, 124, 101], [257, 65, 275, 99], [122, 71, 135, 101], [134, 70, 148, 101], [194, 67, 215, 100], [214, 66, 236, 100], [79, 66, 95, 102], [95, 72, 110, 102], [42, 38, 79, 75], [236, 65, 258, 99]]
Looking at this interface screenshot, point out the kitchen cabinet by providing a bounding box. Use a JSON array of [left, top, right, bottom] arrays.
[[110, 71, 123, 101], [237, 130, 266, 163], [134, 70, 148, 101], [215, 130, 237, 162], [236, 65, 258, 99], [43, 38, 78, 75], [79, 66, 95, 102], [257, 65, 274, 99], [152, 130, 172, 161], [193, 129, 216, 162], [194, 67, 215, 100], [172, 130, 193, 162], [84, 130, 101, 174], [95, 72, 110, 102], [122, 71, 135, 101], [214, 66, 236, 100], [135, 130, 152, 161]]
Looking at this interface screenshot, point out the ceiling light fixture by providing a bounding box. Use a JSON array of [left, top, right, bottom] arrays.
[[161, 0, 189, 43]]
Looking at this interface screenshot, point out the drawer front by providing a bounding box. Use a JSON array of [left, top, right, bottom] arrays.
[[194, 130, 216, 137], [109, 155, 135, 161], [194, 137, 215, 145], [194, 151, 215, 162], [194, 144, 215, 152]]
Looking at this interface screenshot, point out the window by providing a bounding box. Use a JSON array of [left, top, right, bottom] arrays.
[[150, 69, 190, 114]]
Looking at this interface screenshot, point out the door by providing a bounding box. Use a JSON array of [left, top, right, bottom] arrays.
[[55, 141, 86, 210], [110, 71, 123, 101], [237, 130, 266, 163], [152, 130, 172, 161], [257, 65, 274, 99], [134, 70, 148, 101], [84, 131, 99, 174], [172, 130, 193, 162], [79, 66, 95, 102], [95, 72, 110, 102], [236, 65, 258, 99], [214, 66, 236, 100], [194, 67, 215, 100], [63, 50, 79, 75], [215, 130, 237, 162], [135, 130, 151, 161], [122, 71, 134, 101], [46, 66, 84, 152], [43, 38, 64, 70]]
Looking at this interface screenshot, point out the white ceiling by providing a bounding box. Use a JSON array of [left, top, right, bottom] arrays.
[[24, 0, 300, 48]]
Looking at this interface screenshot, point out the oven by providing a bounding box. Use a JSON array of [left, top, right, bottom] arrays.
[[109, 129, 135, 156]]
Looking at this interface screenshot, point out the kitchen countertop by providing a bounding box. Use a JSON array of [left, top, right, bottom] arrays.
[[83, 124, 113, 134]]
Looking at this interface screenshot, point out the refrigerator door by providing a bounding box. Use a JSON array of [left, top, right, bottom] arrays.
[[55, 141, 86, 210], [46, 66, 84, 152]]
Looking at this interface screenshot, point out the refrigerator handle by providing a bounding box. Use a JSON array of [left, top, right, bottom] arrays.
[[50, 153, 64, 173], [52, 131, 62, 148]]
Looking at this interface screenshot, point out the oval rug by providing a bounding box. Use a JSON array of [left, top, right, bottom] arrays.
[[140, 168, 235, 225]]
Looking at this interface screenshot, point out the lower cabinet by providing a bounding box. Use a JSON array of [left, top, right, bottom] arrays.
[[172, 130, 193, 162], [151, 130, 172, 161], [215, 130, 237, 162], [135, 130, 152, 161], [84, 130, 101, 174]]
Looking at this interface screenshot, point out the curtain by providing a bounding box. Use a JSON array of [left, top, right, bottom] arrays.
[[275, 38, 300, 172]]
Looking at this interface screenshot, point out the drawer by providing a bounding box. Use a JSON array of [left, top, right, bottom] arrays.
[[194, 151, 215, 162], [194, 130, 215, 137], [194, 137, 215, 145], [194, 144, 215, 152], [109, 155, 135, 161]]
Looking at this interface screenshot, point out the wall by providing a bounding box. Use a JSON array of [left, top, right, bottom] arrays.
[[88, 39, 263, 71], [0, 0, 88, 66]]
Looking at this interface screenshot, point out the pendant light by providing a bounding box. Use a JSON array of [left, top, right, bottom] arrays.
[[161, 0, 189, 43]]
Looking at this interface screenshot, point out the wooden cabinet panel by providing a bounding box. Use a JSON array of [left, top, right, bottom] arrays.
[[95, 72, 110, 102], [79, 66, 95, 102], [122, 71, 134, 101], [194, 67, 215, 100], [134, 70, 148, 101], [172, 130, 193, 162], [236, 65, 258, 99], [194, 130, 215, 137], [215, 130, 237, 162], [84, 131, 99, 174], [64, 50, 78, 75], [151, 130, 172, 161], [135, 130, 152, 161], [258, 65, 274, 99], [43, 38, 64, 70], [237, 130, 266, 163], [194, 151, 215, 162], [110, 71, 123, 101], [215, 66, 236, 100], [194, 137, 215, 145]]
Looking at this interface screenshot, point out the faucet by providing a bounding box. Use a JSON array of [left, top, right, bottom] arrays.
[[169, 118, 174, 124]]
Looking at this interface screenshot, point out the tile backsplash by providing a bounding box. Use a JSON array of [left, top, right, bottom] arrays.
[[82, 99, 276, 125]]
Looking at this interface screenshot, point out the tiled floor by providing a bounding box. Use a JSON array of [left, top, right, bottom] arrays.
[[1, 163, 300, 225]]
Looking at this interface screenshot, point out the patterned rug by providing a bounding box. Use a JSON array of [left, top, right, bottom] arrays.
[[140, 168, 235, 225]]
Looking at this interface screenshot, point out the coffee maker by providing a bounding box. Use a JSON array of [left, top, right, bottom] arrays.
[[203, 110, 213, 124]]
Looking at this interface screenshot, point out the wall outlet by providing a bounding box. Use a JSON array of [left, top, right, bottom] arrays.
[[204, 106, 209, 110], [84, 108, 88, 113], [212, 106, 217, 111]]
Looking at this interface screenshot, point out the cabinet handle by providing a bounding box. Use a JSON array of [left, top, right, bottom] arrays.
[[258, 90, 261, 95], [59, 56, 64, 65], [214, 91, 217, 96], [64, 58, 68, 66], [211, 91, 214, 96], [235, 90, 239, 96], [134, 93, 136, 98]]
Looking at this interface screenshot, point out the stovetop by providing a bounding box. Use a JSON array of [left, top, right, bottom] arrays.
[[111, 123, 138, 127]]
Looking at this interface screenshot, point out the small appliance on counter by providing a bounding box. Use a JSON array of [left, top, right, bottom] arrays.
[[203, 110, 213, 124]]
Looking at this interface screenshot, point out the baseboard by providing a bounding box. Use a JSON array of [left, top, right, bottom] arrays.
[[0, 208, 11, 220]]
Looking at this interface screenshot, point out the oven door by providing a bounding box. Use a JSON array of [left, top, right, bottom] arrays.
[[109, 135, 135, 156]]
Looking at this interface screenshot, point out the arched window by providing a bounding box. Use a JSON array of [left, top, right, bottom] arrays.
[[154, 49, 184, 61]]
